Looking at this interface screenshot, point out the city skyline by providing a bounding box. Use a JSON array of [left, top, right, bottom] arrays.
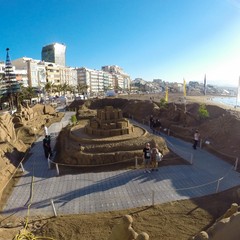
[[1, 0, 240, 87]]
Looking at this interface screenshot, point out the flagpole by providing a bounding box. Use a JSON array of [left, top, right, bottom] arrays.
[[183, 78, 187, 113], [204, 74, 206, 95], [165, 86, 168, 102], [183, 78, 186, 98]]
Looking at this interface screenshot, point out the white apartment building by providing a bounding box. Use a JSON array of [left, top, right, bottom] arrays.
[[76, 67, 113, 94], [102, 65, 131, 90], [12, 57, 46, 88], [11, 57, 77, 89], [76, 65, 131, 94], [59, 66, 77, 86]]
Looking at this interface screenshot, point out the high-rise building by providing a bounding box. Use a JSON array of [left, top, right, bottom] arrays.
[[41, 43, 66, 66]]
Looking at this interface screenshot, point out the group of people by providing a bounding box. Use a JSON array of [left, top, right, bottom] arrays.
[[142, 142, 163, 173], [149, 115, 162, 132]]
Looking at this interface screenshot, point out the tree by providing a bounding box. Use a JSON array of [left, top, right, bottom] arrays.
[[62, 83, 69, 95], [44, 82, 53, 95], [52, 84, 62, 96], [0, 48, 21, 110], [76, 83, 88, 95], [71, 114, 77, 125], [198, 104, 209, 120], [158, 98, 168, 109], [18, 86, 38, 105]]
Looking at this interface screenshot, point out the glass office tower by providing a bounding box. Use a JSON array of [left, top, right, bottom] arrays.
[[41, 43, 66, 66]]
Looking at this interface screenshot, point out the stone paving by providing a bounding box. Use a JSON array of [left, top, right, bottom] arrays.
[[2, 112, 240, 217]]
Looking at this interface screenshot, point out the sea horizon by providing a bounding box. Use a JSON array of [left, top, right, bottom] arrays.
[[212, 96, 239, 107]]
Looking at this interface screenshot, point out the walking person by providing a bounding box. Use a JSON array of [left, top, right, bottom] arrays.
[[149, 115, 154, 129], [43, 124, 49, 136], [151, 144, 162, 171], [143, 142, 151, 173], [43, 135, 52, 158], [192, 130, 200, 150]]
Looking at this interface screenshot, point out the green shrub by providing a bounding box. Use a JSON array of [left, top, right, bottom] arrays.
[[71, 115, 77, 125], [198, 104, 209, 119], [159, 98, 167, 109]]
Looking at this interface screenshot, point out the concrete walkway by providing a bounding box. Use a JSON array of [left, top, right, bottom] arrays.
[[2, 112, 240, 217]]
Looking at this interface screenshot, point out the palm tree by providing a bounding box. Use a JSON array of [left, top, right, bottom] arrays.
[[52, 84, 62, 96], [44, 82, 53, 96], [18, 86, 38, 105], [62, 83, 69, 96], [76, 83, 89, 95]]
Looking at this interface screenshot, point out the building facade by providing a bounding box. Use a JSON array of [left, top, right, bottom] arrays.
[[76, 65, 131, 95], [11, 57, 77, 90], [8, 43, 131, 96], [76, 67, 112, 94], [101, 65, 131, 91], [41, 43, 66, 66], [12, 57, 46, 88]]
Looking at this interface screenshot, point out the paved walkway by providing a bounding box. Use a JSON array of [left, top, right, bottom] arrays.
[[2, 112, 240, 217]]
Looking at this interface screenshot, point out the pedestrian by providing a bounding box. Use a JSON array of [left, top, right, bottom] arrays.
[[143, 142, 151, 173], [151, 144, 162, 171], [151, 119, 156, 133], [156, 119, 162, 129], [149, 115, 154, 129], [43, 135, 52, 158], [193, 130, 200, 150], [43, 124, 48, 136]]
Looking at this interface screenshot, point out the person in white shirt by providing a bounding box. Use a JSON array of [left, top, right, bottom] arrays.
[[43, 125, 49, 136], [193, 130, 200, 150]]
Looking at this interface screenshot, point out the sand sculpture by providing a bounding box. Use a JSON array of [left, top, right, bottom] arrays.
[[85, 106, 134, 137], [216, 203, 239, 221], [12, 104, 56, 127], [108, 215, 149, 240], [0, 112, 17, 143], [192, 203, 240, 240], [0, 112, 27, 200], [57, 104, 169, 166], [0, 104, 58, 200]]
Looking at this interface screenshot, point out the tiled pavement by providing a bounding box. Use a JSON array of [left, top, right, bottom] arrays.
[[2, 112, 240, 217]]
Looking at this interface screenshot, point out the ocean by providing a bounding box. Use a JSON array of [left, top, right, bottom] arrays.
[[212, 96, 238, 107]]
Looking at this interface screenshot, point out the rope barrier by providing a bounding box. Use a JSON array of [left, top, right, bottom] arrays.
[[48, 164, 233, 214], [47, 153, 181, 173], [48, 156, 141, 168], [148, 166, 234, 206]]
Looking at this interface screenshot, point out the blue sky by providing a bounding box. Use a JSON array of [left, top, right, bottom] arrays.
[[1, 0, 240, 86]]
